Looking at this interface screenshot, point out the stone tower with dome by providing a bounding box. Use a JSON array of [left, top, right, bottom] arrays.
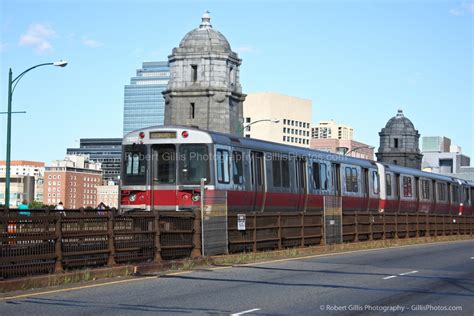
[[376, 109, 423, 169], [163, 11, 246, 135]]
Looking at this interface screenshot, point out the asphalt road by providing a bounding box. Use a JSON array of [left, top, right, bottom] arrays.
[[1, 240, 473, 315]]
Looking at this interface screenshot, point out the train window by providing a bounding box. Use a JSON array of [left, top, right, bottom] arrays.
[[437, 182, 447, 201], [178, 145, 209, 185], [281, 158, 290, 187], [465, 188, 470, 205], [155, 145, 176, 184], [403, 176, 412, 197], [421, 179, 430, 200], [312, 162, 321, 189], [372, 171, 379, 194], [272, 159, 282, 187], [321, 163, 328, 190], [232, 151, 244, 185], [386, 174, 392, 196], [345, 167, 352, 191], [126, 153, 144, 176], [452, 186, 460, 203], [123, 145, 148, 185], [352, 168, 359, 192], [345, 167, 358, 192], [216, 149, 230, 184]]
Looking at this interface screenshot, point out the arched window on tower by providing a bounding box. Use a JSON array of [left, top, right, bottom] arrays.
[[191, 65, 198, 82], [229, 66, 235, 86]]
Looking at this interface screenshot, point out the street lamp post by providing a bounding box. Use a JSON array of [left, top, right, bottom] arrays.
[[239, 119, 280, 135], [4, 61, 67, 208], [344, 145, 375, 157]]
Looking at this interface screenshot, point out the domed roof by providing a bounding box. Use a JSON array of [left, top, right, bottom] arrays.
[[384, 109, 415, 130], [178, 11, 232, 53]]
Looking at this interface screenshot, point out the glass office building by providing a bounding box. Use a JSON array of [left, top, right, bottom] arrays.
[[66, 138, 122, 184], [123, 61, 170, 135]]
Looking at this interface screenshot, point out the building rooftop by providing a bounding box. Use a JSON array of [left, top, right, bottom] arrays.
[[384, 109, 415, 131], [178, 11, 232, 54]]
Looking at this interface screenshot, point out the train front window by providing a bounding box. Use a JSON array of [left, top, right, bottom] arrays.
[[153, 145, 176, 184], [178, 144, 209, 185], [123, 144, 147, 185]]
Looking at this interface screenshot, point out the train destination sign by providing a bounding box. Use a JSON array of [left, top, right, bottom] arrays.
[[150, 131, 177, 139]]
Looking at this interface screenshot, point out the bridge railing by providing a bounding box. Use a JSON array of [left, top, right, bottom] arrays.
[[228, 212, 474, 253], [342, 212, 474, 242], [1, 209, 473, 279], [0, 210, 200, 279], [228, 212, 324, 253]]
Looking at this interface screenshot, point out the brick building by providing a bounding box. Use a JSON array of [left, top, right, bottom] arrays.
[[43, 155, 102, 209]]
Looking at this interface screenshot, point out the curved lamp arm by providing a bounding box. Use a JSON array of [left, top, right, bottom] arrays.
[[11, 61, 67, 94], [240, 119, 280, 134]]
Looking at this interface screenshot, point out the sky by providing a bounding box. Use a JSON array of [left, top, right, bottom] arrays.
[[0, 0, 473, 164]]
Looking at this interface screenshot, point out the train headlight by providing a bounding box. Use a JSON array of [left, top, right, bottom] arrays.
[[192, 194, 200, 202], [129, 193, 137, 202]]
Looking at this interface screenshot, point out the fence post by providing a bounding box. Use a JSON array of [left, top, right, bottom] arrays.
[[369, 214, 373, 241], [415, 213, 419, 237], [405, 213, 409, 238], [471, 216, 473, 237], [394, 213, 399, 239], [277, 213, 282, 249], [301, 212, 305, 247], [191, 210, 202, 258], [54, 214, 63, 273], [426, 213, 429, 237], [253, 214, 257, 252], [382, 213, 386, 240], [354, 212, 359, 242], [107, 211, 116, 266], [153, 211, 162, 261], [458, 216, 462, 235], [321, 211, 325, 246]]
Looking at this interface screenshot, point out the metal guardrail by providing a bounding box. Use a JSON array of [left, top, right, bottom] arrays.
[[228, 212, 324, 253], [0, 210, 200, 279], [2, 208, 473, 279], [342, 212, 474, 242], [228, 212, 474, 253]]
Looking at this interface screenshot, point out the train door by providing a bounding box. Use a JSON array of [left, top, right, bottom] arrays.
[[250, 151, 266, 212], [295, 157, 308, 212], [332, 163, 341, 196], [415, 177, 420, 212], [447, 183, 453, 214], [151, 144, 177, 211], [363, 168, 369, 212], [395, 174, 401, 213]]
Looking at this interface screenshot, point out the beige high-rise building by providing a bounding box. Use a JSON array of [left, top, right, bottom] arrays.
[[312, 120, 354, 140], [243, 92, 312, 148], [0, 160, 45, 207], [96, 184, 119, 209]]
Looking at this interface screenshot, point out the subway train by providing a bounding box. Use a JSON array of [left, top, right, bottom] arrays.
[[120, 126, 473, 215]]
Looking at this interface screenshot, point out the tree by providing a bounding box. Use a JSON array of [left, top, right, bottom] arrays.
[[28, 200, 47, 209]]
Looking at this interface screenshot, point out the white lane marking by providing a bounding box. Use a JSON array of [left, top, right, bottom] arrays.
[[231, 308, 261, 315], [399, 270, 418, 276], [383, 275, 397, 280]]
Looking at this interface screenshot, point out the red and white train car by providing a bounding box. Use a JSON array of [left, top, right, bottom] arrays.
[[120, 126, 473, 215]]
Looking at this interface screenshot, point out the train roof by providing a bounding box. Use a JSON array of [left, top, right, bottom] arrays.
[[126, 125, 473, 186]]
